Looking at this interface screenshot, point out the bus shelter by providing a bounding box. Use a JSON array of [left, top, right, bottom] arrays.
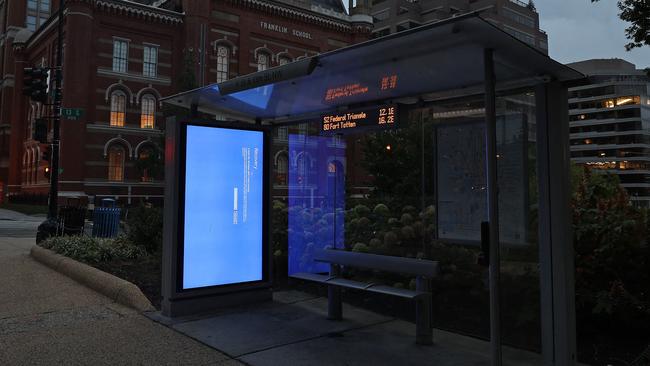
[[161, 13, 583, 366]]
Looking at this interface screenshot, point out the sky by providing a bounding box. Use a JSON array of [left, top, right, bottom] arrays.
[[535, 0, 650, 69], [343, 0, 649, 69]]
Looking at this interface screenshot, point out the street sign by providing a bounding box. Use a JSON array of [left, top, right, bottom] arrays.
[[62, 108, 84, 120]]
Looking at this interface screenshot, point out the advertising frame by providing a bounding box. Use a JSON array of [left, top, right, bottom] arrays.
[[161, 117, 273, 317]]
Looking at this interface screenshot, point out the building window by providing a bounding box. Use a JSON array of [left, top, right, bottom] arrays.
[[216, 45, 230, 83], [26, 16, 37, 31], [276, 153, 288, 186], [278, 56, 291, 66], [26, 0, 50, 30], [257, 52, 270, 71], [108, 146, 125, 182], [503, 26, 535, 45], [277, 127, 288, 140], [502, 7, 535, 28], [373, 28, 391, 38], [143, 45, 157, 77], [112, 39, 129, 73], [140, 95, 156, 129], [110, 91, 126, 127], [138, 148, 154, 182], [372, 10, 389, 22]]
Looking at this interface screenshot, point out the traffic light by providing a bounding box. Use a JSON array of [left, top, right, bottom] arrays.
[[33, 118, 48, 143], [22, 67, 50, 103], [44, 167, 51, 180], [42, 145, 51, 162]]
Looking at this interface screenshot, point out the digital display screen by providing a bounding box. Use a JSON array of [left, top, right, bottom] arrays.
[[182, 125, 265, 289], [321, 104, 397, 134]]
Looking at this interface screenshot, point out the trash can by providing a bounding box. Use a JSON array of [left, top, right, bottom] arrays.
[[92, 198, 121, 238]]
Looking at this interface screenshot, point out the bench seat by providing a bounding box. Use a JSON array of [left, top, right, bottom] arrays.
[[291, 272, 426, 299], [289, 249, 438, 345]]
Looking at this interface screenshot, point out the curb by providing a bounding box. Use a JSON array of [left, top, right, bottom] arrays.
[[30, 245, 155, 312]]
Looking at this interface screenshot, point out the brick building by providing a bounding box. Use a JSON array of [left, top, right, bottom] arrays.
[[0, 0, 371, 205]]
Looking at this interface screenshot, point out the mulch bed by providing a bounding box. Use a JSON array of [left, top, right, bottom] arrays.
[[94, 251, 162, 309]]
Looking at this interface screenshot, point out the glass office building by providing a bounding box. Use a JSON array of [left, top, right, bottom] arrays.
[[568, 59, 650, 207]]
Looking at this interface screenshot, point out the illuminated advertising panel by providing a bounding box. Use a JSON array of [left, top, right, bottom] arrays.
[[181, 124, 267, 290]]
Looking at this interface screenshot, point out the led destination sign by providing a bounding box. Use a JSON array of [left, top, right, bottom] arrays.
[[321, 104, 397, 134]]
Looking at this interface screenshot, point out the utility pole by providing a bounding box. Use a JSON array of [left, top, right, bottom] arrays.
[[36, 0, 64, 242]]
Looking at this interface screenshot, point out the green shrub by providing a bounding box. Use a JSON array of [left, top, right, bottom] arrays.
[[40, 235, 145, 264], [400, 213, 413, 225], [353, 204, 371, 217], [387, 217, 400, 227], [372, 203, 390, 217], [572, 166, 650, 327], [352, 243, 370, 253], [126, 204, 163, 253]]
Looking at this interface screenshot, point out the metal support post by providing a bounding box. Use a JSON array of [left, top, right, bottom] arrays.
[[37, 0, 65, 243], [484, 48, 502, 366], [327, 263, 342, 320], [415, 276, 433, 345]]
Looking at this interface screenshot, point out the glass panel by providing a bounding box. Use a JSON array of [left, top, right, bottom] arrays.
[[269, 93, 542, 363], [427, 98, 491, 340], [271, 104, 482, 351], [140, 96, 155, 128], [110, 93, 126, 127], [257, 53, 269, 71], [216, 46, 229, 83], [108, 146, 124, 181], [496, 92, 542, 360]]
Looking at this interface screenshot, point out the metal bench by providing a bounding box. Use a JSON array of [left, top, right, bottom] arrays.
[[290, 248, 439, 345]]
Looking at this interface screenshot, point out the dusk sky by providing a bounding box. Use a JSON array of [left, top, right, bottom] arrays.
[[536, 0, 650, 69], [343, 0, 650, 69]]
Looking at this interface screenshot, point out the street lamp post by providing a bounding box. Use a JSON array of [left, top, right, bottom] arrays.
[[36, 0, 64, 243]]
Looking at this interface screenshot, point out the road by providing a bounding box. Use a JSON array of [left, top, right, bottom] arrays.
[[0, 208, 42, 238]]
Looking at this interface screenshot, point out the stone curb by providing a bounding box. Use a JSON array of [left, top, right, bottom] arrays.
[[30, 245, 155, 312]]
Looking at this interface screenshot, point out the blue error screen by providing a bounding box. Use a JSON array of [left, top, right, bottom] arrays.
[[182, 125, 264, 290]]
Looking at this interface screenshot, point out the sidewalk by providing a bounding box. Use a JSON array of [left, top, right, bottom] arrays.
[[0, 208, 43, 222], [0, 236, 241, 366]]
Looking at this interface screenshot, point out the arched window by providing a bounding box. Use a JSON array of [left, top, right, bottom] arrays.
[[110, 91, 126, 127], [32, 148, 38, 184], [108, 145, 125, 181], [296, 153, 311, 185], [24, 150, 31, 185], [140, 95, 156, 129], [138, 147, 154, 182], [257, 52, 270, 71], [278, 56, 291, 66], [276, 153, 288, 186], [216, 45, 230, 83]]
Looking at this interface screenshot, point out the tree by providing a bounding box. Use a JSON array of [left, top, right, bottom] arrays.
[[592, 0, 650, 50], [571, 165, 650, 328], [360, 115, 434, 208]]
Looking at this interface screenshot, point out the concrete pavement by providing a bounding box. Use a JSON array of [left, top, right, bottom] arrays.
[[0, 222, 242, 365]]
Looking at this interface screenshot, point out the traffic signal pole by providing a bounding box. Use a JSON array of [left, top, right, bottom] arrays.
[[37, 0, 64, 242]]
